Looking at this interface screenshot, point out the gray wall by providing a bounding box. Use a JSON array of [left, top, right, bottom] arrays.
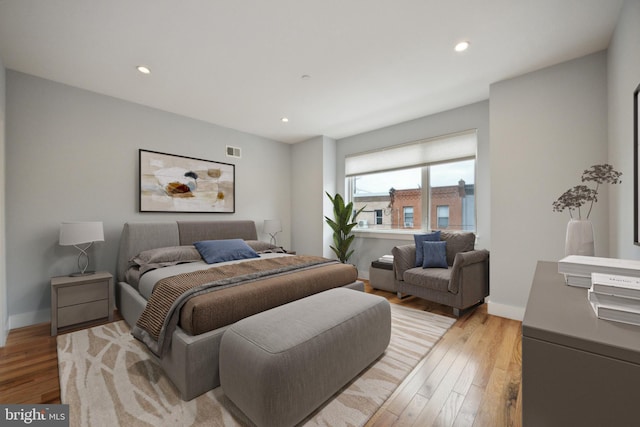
[[489, 51, 608, 319], [0, 57, 6, 345], [608, 0, 640, 260], [291, 135, 337, 258], [291, 136, 324, 256], [336, 101, 491, 278], [5, 71, 291, 329], [322, 136, 337, 259]]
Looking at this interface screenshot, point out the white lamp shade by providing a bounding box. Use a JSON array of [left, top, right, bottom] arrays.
[[263, 219, 282, 235], [59, 221, 105, 246]]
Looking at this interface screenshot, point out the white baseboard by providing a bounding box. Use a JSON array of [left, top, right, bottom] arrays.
[[8, 308, 50, 331], [0, 323, 6, 347], [487, 300, 525, 321]]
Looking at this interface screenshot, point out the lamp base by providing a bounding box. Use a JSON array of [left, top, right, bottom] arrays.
[[69, 270, 96, 277]]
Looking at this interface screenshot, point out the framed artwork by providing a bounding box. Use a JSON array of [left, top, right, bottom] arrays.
[[139, 149, 235, 213]]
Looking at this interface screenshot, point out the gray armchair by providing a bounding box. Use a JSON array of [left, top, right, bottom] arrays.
[[392, 231, 489, 316]]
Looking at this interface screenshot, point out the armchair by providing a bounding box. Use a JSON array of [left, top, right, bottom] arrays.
[[392, 231, 489, 316]]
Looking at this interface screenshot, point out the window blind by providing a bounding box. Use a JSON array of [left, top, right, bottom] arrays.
[[344, 130, 477, 177]]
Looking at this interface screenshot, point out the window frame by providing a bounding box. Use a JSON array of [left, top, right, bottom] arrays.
[[346, 130, 477, 235], [436, 205, 450, 229]]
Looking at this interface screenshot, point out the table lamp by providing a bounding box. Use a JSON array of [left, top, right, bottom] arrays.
[[59, 221, 104, 276]]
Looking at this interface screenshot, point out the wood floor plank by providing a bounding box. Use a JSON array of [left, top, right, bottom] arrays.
[[471, 320, 521, 427], [369, 409, 399, 427], [411, 307, 494, 426], [432, 390, 465, 427], [451, 384, 485, 427], [452, 315, 502, 396], [382, 326, 464, 417]]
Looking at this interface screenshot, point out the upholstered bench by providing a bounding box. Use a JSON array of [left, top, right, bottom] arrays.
[[219, 287, 391, 427]]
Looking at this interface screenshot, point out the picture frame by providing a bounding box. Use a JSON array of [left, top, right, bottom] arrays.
[[139, 149, 235, 213]]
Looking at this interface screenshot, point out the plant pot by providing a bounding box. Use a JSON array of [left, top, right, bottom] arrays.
[[565, 219, 594, 257]]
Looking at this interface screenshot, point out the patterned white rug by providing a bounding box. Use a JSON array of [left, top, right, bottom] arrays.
[[57, 304, 456, 427]]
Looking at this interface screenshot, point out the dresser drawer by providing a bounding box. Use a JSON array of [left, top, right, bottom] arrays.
[[58, 280, 109, 307], [58, 299, 109, 328]]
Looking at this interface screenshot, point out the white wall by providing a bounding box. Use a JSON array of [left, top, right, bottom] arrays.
[[0, 57, 6, 346], [336, 101, 491, 278], [5, 71, 291, 329], [608, 0, 640, 260], [291, 135, 337, 257], [489, 52, 608, 320]]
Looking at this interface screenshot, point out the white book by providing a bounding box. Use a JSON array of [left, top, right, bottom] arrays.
[[590, 273, 640, 300], [588, 289, 640, 307], [588, 291, 640, 326], [377, 255, 394, 263], [558, 255, 640, 278], [564, 274, 592, 288]]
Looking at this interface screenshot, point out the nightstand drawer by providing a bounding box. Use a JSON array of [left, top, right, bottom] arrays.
[[58, 299, 108, 328], [58, 280, 109, 307]]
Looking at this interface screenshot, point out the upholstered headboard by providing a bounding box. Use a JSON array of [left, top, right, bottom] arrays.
[[116, 220, 258, 282]]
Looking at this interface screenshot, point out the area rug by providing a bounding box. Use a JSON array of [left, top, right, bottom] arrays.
[[57, 304, 456, 427]]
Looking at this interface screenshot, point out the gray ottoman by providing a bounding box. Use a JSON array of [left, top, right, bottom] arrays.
[[219, 288, 391, 427], [370, 260, 396, 292]]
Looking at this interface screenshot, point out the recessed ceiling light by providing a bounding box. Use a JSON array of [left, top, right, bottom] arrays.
[[281, 117, 289, 123], [136, 65, 151, 74], [454, 41, 470, 52]]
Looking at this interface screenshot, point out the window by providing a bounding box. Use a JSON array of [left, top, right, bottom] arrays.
[[374, 209, 383, 225], [346, 130, 476, 232], [403, 207, 414, 228], [437, 205, 449, 229]]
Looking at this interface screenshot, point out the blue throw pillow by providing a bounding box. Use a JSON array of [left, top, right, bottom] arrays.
[[414, 231, 441, 267], [193, 239, 259, 264], [422, 241, 448, 269]]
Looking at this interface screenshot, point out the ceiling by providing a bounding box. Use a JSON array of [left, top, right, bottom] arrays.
[[0, 0, 625, 143]]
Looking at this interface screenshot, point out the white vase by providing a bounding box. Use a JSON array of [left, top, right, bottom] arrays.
[[564, 219, 594, 256]]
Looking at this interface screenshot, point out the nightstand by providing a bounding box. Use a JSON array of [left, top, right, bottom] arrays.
[[51, 271, 114, 336]]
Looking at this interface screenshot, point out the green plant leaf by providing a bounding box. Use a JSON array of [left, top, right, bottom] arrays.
[[325, 192, 366, 263]]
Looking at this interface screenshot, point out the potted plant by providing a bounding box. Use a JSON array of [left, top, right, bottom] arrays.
[[552, 164, 622, 256], [325, 192, 365, 263]]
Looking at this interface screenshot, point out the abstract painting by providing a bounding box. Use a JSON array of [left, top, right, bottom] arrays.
[[139, 149, 235, 213]]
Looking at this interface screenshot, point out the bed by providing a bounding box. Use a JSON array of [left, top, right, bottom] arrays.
[[115, 220, 363, 400]]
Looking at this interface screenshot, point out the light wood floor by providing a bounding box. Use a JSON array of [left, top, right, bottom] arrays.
[[0, 283, 522, 427], [365, 285, 523, 427]]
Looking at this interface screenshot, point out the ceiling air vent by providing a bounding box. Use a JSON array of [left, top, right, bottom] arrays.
[[226, 145, 241, 158]]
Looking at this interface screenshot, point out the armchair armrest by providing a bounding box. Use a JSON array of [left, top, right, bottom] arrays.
[[449, 249, 490, 294], [392, 245, 416, 280]]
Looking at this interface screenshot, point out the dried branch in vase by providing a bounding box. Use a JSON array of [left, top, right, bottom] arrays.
[[552, 164, 622, 219]]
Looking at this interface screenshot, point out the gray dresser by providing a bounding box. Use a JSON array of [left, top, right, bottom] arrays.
[[522, 261, 640, 426]]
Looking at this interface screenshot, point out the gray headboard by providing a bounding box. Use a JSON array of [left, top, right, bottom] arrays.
[[116, 220, 258, 282]]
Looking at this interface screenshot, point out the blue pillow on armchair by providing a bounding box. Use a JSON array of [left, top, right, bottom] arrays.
[[422, 241, 448, 268], [414, 231, 441, 267]]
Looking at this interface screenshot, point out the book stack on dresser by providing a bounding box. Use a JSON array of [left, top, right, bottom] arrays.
[[588, 273, 640, 326]]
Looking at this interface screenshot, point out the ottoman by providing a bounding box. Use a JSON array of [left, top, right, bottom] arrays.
[[219, 288, 391, 427], [370, 259, 396, 292]]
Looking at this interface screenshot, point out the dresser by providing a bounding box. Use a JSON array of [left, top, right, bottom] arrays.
[[50, 271, 114, 336], [522, 261, 640, 426]]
